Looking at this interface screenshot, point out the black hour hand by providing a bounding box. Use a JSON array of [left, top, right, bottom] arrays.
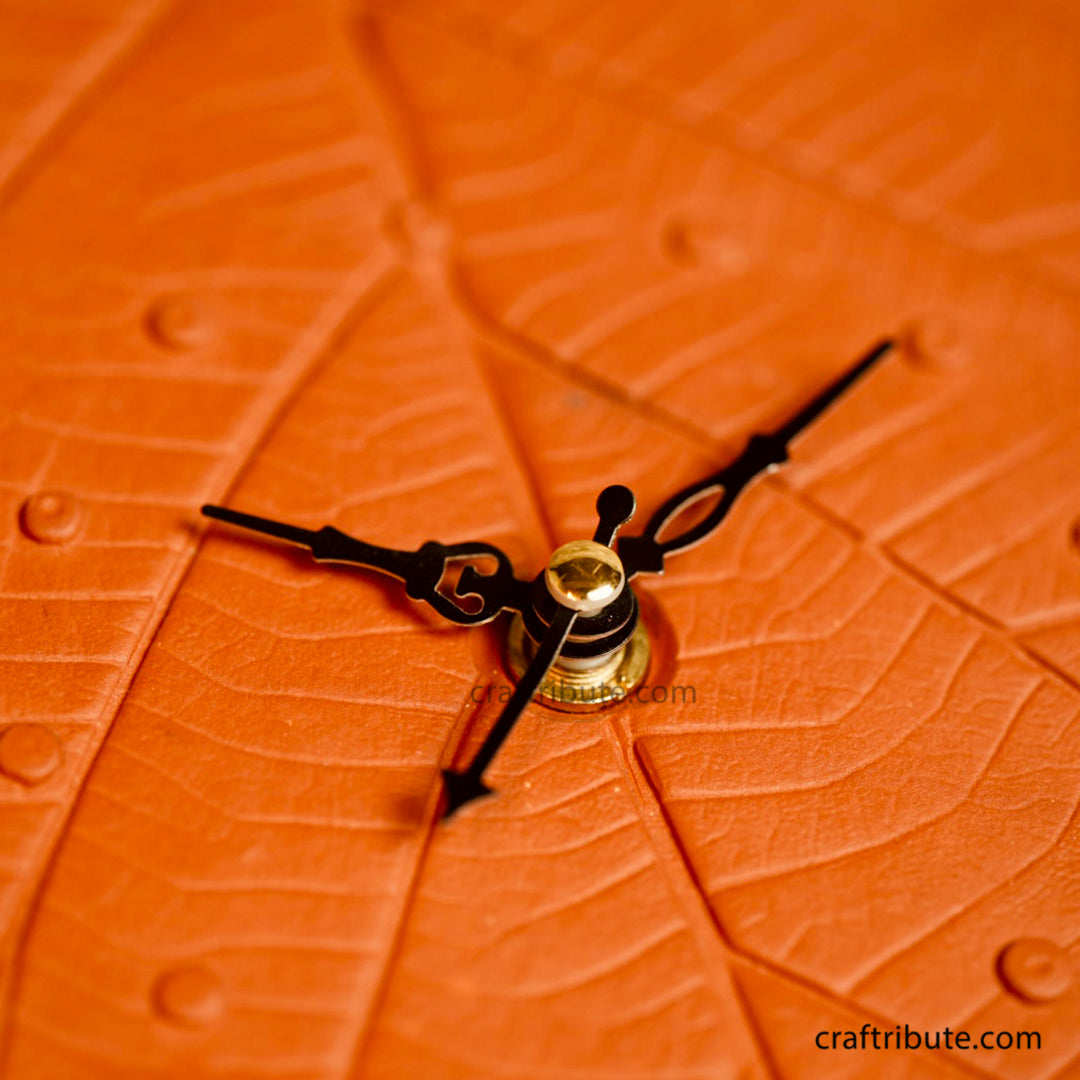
[[201, 505, 529, 625], [618, 339, 893, 577]]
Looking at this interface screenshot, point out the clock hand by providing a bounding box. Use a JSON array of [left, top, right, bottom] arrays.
[[768, 338, 894, 445], [618, 338, 894, 577], [592, 483, 637, 546], [200, 504, 529, 625], [205, 489, 638, 817], [441, 485, 637, 819], [441, 604, 578, 819]]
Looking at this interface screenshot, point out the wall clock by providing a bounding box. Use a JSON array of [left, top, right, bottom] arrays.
[[2, 1, 1079, 1079]]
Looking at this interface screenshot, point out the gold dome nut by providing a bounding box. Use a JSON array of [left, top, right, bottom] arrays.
[[545, 540, 624, 614]]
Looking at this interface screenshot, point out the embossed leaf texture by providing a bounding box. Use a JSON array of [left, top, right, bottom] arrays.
[[0, 1, 1078, 1079]]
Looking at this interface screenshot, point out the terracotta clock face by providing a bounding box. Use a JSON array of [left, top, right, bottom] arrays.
[[3, 1, 1080, 1078]]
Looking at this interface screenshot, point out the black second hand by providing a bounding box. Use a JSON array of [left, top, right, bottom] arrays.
[[442, 604, 578, 819]]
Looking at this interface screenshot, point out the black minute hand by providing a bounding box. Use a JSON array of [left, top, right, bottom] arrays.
[[200, 504, 528, 626], [618, 339, 893, 577]]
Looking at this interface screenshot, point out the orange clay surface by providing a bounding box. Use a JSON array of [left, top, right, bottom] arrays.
[[2, 1, 1080, 1078]]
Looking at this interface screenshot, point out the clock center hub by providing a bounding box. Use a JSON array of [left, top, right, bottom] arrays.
[[507, 536, 649, 712], [544, 540, 625, 613]]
